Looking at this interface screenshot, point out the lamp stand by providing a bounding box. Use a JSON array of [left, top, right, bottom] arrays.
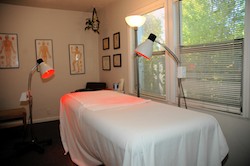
[[134, 27, 140, 97], [177, 78, 187, 109], [178, 78, 181, 107], [156, 40, 187, 108], [15, 62, 52, 153], [134, 33, 187, 108]]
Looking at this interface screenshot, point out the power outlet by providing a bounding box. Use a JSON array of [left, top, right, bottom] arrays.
[[20, 91, 28, 101], [177, 66, 186, 78]]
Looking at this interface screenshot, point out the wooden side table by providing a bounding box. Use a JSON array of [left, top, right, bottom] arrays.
[[0, 107, 27, 128]]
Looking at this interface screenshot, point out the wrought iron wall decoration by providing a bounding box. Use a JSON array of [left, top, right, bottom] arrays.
[[85, 8, 100, 34]]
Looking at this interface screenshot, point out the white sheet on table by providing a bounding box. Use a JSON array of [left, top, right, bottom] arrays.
[[68, 90, 150, 111], [60, 91, 229, 166]]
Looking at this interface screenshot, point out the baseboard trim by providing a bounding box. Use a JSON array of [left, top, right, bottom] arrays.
[[33, 116, 59, 123], [0, 116, 59, 128]]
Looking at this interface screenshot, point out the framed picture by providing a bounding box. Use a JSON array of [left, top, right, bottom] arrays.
[[113, 54, 121, 67], [113, 32, 120, 49], [103, 37, 109, 50], [0, 33, 19, 68], [35, 39, 54, 70], [69, 44, 85, 75], [102, 55, 111, 71]]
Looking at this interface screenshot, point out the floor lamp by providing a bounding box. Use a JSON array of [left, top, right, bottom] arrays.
[[19, 58, 55, 153], [125, 15, 146, 97], [135, 33, 187, 108]]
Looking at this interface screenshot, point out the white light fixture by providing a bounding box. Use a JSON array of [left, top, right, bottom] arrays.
[[125, 15, 146, 97], [125, 15, 146, 28], [135, 33, 187, 108]]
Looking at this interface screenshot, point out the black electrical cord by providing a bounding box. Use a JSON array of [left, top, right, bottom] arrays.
[[180, 79, 188, 109]]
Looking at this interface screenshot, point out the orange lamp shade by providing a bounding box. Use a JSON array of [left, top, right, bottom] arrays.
[[38, 60, 55, 79]]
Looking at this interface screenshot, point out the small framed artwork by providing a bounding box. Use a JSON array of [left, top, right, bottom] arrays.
[[113, 32, 120, 49], [0, 33, 19, 69], [113, 54, 121, 67], [35, 39, 54, 69], [69, 44, 85, 75], [102, 55, 111, 71], [103, 37, 109, 50]]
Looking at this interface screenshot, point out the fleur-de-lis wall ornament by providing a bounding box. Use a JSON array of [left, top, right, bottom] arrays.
[[85, 8, 100, 34]]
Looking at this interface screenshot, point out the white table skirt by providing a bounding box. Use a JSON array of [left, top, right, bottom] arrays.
[[60, 90, 229, 166]]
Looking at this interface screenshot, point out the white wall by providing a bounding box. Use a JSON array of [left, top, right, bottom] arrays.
[[98, 0, 164, 91], [0, 1, 249, 166], [0, 4, 100, 122], [99, 0, 250, 166]]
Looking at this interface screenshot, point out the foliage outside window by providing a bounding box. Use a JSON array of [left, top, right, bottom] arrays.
[[180, 0, 245, 114], [137, 8, 166, 98]]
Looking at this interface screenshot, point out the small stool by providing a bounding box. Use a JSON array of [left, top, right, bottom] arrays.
[[0, 107, 27, 128]]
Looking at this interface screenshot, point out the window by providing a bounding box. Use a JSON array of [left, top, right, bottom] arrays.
[[137, 7, 166, 98], [179, 0, 245, 114]]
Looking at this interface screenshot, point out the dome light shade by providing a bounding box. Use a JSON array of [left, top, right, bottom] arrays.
[[125, 15, 146, 27], [135, 33, 156, 59], [39, 62, 55, 79]]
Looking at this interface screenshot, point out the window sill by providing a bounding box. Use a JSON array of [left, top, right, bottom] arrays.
[[181, 103, 250, 120]]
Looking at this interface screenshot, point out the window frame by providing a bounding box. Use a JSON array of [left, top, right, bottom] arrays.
[[126, 2, 171, 98], [126, 0, 250, 118], [242, 0, 250, 118], [177, 0, 250, 118], [137, 8, 167, 99]]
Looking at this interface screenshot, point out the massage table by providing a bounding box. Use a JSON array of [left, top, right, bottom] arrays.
[[60, 90, 228, 166]]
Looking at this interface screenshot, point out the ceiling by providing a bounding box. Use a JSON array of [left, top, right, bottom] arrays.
[[0, 0, 119, 12]]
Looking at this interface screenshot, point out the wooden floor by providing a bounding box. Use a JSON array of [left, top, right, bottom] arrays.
[[0, 120, 77, 166]]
